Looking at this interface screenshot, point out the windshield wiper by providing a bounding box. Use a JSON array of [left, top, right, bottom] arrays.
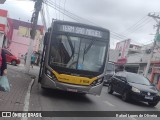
[[84, 38, 96, 55], [66, 36, 74, 58]]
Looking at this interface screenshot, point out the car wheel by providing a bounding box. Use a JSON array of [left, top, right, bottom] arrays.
[[108, 84, 113, 94], [148, 101, 159, 107], [11, 60, 17, 66], [122, 92, 129, 102]]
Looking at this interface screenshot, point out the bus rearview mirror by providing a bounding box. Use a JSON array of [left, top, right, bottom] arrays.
[[44, 32, 49, 45]]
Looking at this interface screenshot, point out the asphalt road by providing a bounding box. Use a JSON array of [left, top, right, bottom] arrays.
[[29, 77, 160, 120]]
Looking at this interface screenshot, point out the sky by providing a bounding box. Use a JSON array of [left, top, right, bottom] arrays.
[[1, 0, 160, 48]]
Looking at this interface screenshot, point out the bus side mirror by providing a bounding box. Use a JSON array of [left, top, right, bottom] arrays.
[[44, 32, 49, 45]]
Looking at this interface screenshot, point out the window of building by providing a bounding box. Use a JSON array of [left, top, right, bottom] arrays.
[[130, 45, 133, 48], [18, 26, 30, 37]]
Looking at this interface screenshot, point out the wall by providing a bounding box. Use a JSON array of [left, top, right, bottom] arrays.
[[8, 19, 43, 58], [109, 49, 119, 62], [115, 39, 131, 59], [9, 29, 37, 57]]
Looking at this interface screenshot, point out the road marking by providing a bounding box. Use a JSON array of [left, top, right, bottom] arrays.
[[21, 79, 34, 120], [103, 101, 115, 107]]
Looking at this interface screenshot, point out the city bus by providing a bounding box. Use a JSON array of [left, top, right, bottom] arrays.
[[38, 20, 110, 95]]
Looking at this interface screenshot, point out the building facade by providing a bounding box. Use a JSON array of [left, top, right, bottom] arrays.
[[0, 9, 13, 48], [8, 19, 44, 58], [109, 49, 119, 63]]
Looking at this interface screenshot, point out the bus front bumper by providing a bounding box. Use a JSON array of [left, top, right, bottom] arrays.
[[41, 74, 103, 95]]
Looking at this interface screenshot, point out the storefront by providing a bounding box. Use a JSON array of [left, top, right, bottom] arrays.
[[150, 63, 160, 90]]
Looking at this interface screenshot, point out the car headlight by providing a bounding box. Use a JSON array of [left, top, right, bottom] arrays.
[[132, 87, 140, 93], [157, 92, 160, 96]]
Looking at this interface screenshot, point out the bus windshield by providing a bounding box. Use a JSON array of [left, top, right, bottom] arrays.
[[49, 34, 107, 73]]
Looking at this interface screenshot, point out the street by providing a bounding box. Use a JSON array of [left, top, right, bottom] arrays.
[[0, 64, 160, 120], [1, 0, 160, 120], [27, 65, 160, 120]]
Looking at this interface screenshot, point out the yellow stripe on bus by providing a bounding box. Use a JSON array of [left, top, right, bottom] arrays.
[[52, 70, 97, 85]]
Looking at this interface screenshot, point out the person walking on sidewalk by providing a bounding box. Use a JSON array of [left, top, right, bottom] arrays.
[[0, 47, 9, 92], [31, 53, 36, 68], [0, 48, 7, 76], [24, 53, 27, 65]]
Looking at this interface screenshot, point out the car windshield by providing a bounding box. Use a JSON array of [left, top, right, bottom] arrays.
[[127, 73, 151, 86], [49, 34, 107, 73]]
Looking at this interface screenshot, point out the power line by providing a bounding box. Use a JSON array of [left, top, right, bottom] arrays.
[[45, 0, 51, 26], [54, 0, 57, 19], [122, 16, 148, 34], [59, 0, 61, 20], [44, 0, 144, 45], [63, 0, 67, 20], [127, 18, 152, 33], [44, 1, 82, 22], [40, 3, 47, 31], [127, 19, 152, 36]]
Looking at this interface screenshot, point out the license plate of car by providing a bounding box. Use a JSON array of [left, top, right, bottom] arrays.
[[67, 88, 77, 92], [145, 96, 153, 100]]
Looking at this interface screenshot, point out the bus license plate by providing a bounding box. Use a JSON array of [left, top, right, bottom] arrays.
[[67, 88, 77, 92], [145, 96, 153, 100]]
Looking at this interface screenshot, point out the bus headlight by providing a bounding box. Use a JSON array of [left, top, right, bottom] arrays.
[[91, 78, 103, 86], [45, 68, 56, 80]]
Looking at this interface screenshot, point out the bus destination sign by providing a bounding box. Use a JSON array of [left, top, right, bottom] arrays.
[[59, 25, 102, 38]]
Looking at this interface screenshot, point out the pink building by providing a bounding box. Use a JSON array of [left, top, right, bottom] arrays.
[[9, 19, 44, 58], [0, 9, 13, 48]]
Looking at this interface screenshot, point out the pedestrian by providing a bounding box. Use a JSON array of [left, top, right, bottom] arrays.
[[24, 53, 27, 65], [0, 48, 7, 76], [31, 53, 36, 68], [0, 47, 10, 92]]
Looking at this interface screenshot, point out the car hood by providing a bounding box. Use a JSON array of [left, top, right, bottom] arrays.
[[128, 82, 158, 93]]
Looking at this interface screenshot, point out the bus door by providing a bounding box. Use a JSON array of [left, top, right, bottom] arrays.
[[38, 32, 49, 82]]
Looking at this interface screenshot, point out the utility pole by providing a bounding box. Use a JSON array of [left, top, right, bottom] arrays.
[[144, 13, 160, 77], [0, 0, 6, 4], [25, 0, 43, 73]]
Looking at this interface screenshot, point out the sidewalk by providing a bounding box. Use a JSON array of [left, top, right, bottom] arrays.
[[0, 64, 39, 112]]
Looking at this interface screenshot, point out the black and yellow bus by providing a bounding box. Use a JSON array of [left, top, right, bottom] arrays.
[[38, 20, 110, 95]]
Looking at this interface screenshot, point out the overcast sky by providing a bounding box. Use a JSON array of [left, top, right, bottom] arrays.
[[1, 0, 160, 48]]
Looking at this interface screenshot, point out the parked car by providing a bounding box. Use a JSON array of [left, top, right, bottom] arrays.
[[103, 62, 115, 86], [2, 49, 20, 66], [107, 71, 160, 107]]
